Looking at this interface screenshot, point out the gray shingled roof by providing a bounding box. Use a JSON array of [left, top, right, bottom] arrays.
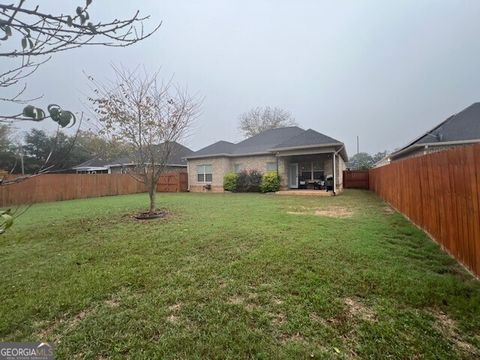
[[187, 126, 346, 159], [73, 142, 193, 169], [391, 102, 480, 158], [232, 126, 304, 154], [73, 157, 110, 169], [271, 128, 342, 150], [110, 142, 193, 166], [189, 140, 236, 157]]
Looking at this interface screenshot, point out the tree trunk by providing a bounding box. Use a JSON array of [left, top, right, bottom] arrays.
[[148, 181, 156, 214]]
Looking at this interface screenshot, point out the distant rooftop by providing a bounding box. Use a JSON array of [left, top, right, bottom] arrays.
[[391, 102, 480, 158], [73, 142, 193, 169]]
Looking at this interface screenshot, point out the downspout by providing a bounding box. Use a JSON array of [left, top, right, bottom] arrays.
[[332, 151, 336, 195], [332, 145, 345, 196], [276, 152, 279, 176], [186, 160, 190, 191]]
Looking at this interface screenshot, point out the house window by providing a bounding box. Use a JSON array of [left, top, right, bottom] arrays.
[[299, 160, 324, 181], [313, 160, 324, 180], [266, 162, 277, 172], [299, 161, 311, 180], [234, 163, 242, 173], [313, 171, 324, 181], [197, 164, 213, 182], [301, 171, 311, 181]]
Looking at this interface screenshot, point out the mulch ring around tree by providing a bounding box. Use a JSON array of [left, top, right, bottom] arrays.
[[133, 209, 172, 221]]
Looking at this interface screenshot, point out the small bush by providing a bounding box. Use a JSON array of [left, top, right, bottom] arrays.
[[236, 169, 263, 192], [261, 171, 281, 193], [223, 172, 238, 192]]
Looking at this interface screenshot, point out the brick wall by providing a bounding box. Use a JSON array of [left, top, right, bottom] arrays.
[[187, 153, 346, 192], [188, 155, 281, 192], [188, 157, 230, 192]]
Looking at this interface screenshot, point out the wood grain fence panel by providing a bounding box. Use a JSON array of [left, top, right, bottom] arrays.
[[343, 170, 369, 189], [0, 171, 188, 207], [474, 145, 480, 275], [369, 144, 480, 277]]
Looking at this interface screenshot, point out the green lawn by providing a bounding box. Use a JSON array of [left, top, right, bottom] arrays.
[[1, 190, 479, 359]]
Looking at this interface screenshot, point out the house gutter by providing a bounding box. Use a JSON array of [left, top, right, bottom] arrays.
[[268, 142, 343, 152], [185, 143, 347, 160], [184, 151, 272, 160]]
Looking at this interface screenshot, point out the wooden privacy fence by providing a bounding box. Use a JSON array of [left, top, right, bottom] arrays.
[[369, 144, 480, 277], [157, 172, 188, 193], [0, 172, 188, 207], [343, 170, 369, 189]]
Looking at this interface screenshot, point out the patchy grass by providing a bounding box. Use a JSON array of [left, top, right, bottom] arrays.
[[1, 190, 479, 359]]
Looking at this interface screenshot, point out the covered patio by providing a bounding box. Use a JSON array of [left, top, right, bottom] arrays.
[[283, 154, 333, 191], [274, 144, 347, 194]]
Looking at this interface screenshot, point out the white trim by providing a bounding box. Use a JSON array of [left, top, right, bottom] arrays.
[[73, 166, 108, 171], [288, 163, 299, 189], [196, 164, 213, 183], [185, 144, 346, 160], [186, 151, 271, 159], [108, 163, 187, 168], [270, 142, 343, 152], [274, 147, 339, 157], [333, 152, 336, 195]]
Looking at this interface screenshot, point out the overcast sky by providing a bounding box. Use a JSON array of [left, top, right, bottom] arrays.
[[6, 0, 480, 155]]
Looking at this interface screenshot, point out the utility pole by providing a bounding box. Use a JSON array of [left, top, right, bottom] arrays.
[[19, 146, 25, 175], [356, 136, 359, 154]]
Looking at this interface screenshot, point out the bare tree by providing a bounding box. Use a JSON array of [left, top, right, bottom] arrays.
[[0, 0, 160, 123], [88, 66, 200, 215], [238, 106, 297, 138]]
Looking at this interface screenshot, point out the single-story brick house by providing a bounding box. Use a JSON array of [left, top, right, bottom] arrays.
[[185, 127, 348, 192], [73, 142, 193, 174], [382, 102, 480, 164]]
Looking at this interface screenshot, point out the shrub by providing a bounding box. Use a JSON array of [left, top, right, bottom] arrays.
[[236, 169, 263, 192], [247, 169, 263, 192], [223, 172, 238, 192], [261, 171, 281, 193]]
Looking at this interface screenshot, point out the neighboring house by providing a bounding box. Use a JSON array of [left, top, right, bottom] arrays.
[[386, 102, 480, 164], [186, 126, 348, 192], [372, 154, 391, 168], [73, 142, 193, 174]]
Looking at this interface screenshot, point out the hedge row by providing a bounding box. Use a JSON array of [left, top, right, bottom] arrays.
[[223, 169, 281, 193]]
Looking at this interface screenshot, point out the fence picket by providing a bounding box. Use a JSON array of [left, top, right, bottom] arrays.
[[369, 144, 480, 277], [0, 172, 188, 207]]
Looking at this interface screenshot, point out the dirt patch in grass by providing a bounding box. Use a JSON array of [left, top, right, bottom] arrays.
[[383, 206, 395, 214], [432, 310, 478, 356], [104, 299, 120, 308], [36, 307, 96, 343], [245, 303, 260, 312], [279, 332, 306, 345], [166, 314, 180, 324], [309, 312, 327, 325], [271, 312, 287, 326], [227, 296, 244, 305], [133, 209, 172, 221], [168, 303, 182, 312], [272, 298, 283, 305], [315, 208, 353, 218], [344, 297, 376, 322], [287, 207, 353, 218]]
